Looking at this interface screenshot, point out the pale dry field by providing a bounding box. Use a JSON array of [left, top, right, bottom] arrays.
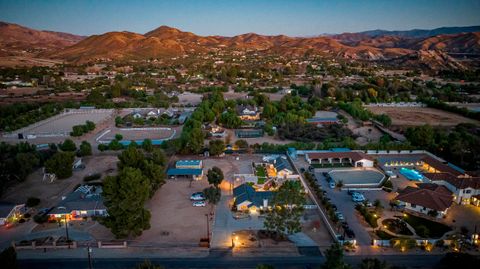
[[138, 180, 212, 245], [367, 106, 480, 126]]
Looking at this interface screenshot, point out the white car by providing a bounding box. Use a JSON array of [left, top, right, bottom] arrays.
[[190, 192, 205, 201], [193, 201, 206, 207], [352, 193, 365, 202], [335, 212, 345, 221]]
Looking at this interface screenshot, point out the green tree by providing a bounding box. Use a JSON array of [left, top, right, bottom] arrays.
[[150, 148, 167, 166], [203, 186, 221, 205], [207, 167, 224, 187], [15, 152, 39, 181], [45, 151, 75, 179], [85, 120, 96, 131], [359, 258, 389, 269], [234, 139, 249, 149], [79, 141, 92, 156], [118, 147, 145, 169], [142, 139, 153, 152], [115, 116, 124, 126], [256, 264, 275, 269], [182, 127, 204, 154], [115, 133, 124, 141], [102, 167, 151, 238], [59, 139, 77, 152], [209, 140, 225, 156], [322, 243, 351, 269], [219, 111, 242, 128], [264, 180, 306, 238], [142, 160, 165, 197], [108, 139, 124, 150]]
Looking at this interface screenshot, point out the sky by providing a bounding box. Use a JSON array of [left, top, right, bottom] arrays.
[[1, 0, 480, 37]]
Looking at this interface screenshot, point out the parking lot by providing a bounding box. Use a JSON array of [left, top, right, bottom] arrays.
[[313, 168, 396, 246]]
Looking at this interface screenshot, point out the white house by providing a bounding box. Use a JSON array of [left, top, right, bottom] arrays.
[[305, 152, 374, 168], [424, 172, 480, 205]]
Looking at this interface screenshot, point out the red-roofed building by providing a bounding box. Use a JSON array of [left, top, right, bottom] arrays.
[[395, 183, 453, 218], [423, 172, 480, 205], [305, 152, 374, 168]]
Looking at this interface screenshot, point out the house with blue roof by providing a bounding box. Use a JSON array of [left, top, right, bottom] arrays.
[[176, 160, 203, 169], [167, 159, 204, 180], [233, 183, 274, 211]]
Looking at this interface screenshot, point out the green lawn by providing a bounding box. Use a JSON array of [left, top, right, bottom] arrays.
[[257, 177, 266, 184], [402, 214, 451, 238], [256, 166, 266, 177]]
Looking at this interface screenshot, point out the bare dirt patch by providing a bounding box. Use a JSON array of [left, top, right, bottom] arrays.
[[366, 106, 480, 127], [137, 179, 212, 245]]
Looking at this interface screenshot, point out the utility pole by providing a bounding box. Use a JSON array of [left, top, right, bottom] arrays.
[[87, 245, 93, 269], [205, 213, 210, 243], [58, 207, 70, 249]]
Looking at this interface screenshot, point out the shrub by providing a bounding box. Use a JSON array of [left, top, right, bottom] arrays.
[[26, 197, 40, 207], [33, 214, 48, 224], [98, 144, 109, 151]]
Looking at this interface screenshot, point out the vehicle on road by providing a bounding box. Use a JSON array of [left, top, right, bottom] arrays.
[[190, 192, 205, 201], [329, 181, 336, 189], [193, 201, 206, 207]]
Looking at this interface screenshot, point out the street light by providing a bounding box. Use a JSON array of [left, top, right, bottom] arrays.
[[57, 206, 70, 249]]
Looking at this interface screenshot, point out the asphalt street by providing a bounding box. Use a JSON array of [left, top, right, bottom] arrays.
[[18, 254, 446, 269]]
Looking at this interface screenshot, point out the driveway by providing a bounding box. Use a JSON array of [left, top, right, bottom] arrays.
[[443, 204, 480, 233], [314, 169, 373, 246], [211, 193, 264, 248]]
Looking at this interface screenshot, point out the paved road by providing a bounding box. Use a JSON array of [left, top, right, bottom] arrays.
[[18, 254, 446, 269]]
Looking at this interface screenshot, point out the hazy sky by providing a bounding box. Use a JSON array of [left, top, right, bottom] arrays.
[[1, 0, 479, 36]]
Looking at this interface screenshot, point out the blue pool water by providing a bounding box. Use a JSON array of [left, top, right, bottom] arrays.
[[119, 139, 166, 146], [399, 167, 423, 181]]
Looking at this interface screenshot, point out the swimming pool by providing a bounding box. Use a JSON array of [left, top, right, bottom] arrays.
[[399, 167, 423, 181]]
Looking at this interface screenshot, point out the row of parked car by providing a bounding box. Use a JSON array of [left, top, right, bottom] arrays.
[[190, 192, 206, 207]]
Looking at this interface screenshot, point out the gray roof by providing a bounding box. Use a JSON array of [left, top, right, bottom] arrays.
[[50, 185, 105, 214], [270, 157, 292, 172]]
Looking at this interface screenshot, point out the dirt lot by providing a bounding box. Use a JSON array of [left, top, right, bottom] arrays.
[[100, 126, 180, 141], [137, 179, 212, 245], [366, 106, 480, 126], [1, 155, 118, 208]]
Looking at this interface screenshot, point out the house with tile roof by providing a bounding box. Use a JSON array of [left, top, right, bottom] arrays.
[[423, 172, 480, 205], [395, 183, 453, 218]]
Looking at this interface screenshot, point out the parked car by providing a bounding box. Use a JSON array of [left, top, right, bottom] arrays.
[[335, 212, 345, 221], [329, 181, 336, 189], [193, 201, 206, 207], [341, 222, 349, 229], [308, 166, 314, 172], [331, 204, 338, 211], [300, 168, 306, 173], [345, 228, 355, 238], [352, 193, 365, 202], [322, 172, 328, 177], [347, 189, 354, 196], [190, 192, 205, 201]]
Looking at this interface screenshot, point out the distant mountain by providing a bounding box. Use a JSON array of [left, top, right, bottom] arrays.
[[0, 21, 85, 57], [358, 26, 480, 38], [1, 21, 479, 70]]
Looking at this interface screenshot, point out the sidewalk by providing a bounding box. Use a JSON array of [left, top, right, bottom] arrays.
[[17, 246, 210, 260]]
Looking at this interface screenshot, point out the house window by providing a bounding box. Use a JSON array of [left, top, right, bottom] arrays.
[[464, 190, 472, 194]]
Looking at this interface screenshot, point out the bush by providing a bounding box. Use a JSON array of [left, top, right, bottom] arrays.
[[83, 173, 102, 182], [98, 144, 109, 151], [416, 225, 430, 238], [26, 197, 40, 207], [115, 134, 123, 141], [33, 214, 48, 224]]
